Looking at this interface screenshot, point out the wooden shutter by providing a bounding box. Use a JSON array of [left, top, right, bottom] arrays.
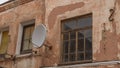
[[0, 31, 9, 54]]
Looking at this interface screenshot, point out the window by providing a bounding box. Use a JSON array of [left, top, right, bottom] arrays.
[[0, 30, 9, 56], [61, 14, 92, 64], [20, 23, 35, 54]]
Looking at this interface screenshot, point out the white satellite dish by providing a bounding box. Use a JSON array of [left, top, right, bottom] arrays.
[[32, 24, 47, 47]]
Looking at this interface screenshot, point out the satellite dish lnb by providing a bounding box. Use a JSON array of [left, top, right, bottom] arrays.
[[32, 24, 47, 47]]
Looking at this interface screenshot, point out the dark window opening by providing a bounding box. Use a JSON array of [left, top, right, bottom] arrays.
[[61, 14, 92, 64]]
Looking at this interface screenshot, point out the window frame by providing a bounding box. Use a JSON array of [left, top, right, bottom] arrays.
[[20, 23, 35, 54], [16, 19, 35, 55], [60, 13, 93, 65]]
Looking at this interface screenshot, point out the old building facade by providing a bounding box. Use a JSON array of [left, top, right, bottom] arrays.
[[0, 0, 120, 68]]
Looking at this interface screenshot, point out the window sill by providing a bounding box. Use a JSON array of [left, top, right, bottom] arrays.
[[58, 60, 92, 66], [16, 53, 32, 58], [0, 54, 12, 61], [44, 60, 120, 68], [15, 52, 42, 59]]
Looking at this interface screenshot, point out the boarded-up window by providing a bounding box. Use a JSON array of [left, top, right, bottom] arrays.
[[0, 31, 9, 55], [21, 24, 34, 54], [61, 14, 92, 64]]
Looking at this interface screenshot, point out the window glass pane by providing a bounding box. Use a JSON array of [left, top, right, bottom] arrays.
[[78, 31, 84, 39], [78, 53, 84, 61], [64, 55, 68, 62], [22, 40, 29, 50], [85, 29, 92, 60], [63, 33, 69, 40], [85, 29, 92, 38], [69, 54, 75, 61], [77, 15, 92, 28], [63, 19, 76, 31], [0, 31, 9, 54], [70, 40, 76, 53], [85, 29, 92, 52], [85, 37, 92, 51], [78, 39, 84, 52], [63, 41, 69, 53], [30, 25, 34, 37], [70, 32, 76, 39], [85, 51, 92, 60], [29, 39, 33, 49], [24, 27, 31, 39]]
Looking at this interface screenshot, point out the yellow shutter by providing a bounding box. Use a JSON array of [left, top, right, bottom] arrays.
[[0, 31, 9, 54]]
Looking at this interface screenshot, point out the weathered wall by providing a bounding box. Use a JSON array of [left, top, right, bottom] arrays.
[[0, 0, 120, 68], [44, 0, 120, 67], [0, 0, 45, 68]]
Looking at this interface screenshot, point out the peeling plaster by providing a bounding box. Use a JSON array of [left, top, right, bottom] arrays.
[[48, 2, 85, 30]]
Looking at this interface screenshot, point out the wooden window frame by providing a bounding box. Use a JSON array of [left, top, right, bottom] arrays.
[[20, 23, 35, 54], [60, 14, 93, 65]]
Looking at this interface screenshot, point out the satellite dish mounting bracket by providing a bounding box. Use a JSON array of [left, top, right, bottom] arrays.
[[44, 41, 52, 50]]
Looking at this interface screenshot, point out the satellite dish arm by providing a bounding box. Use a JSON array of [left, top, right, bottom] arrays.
[[44, 41, 52, 50]]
